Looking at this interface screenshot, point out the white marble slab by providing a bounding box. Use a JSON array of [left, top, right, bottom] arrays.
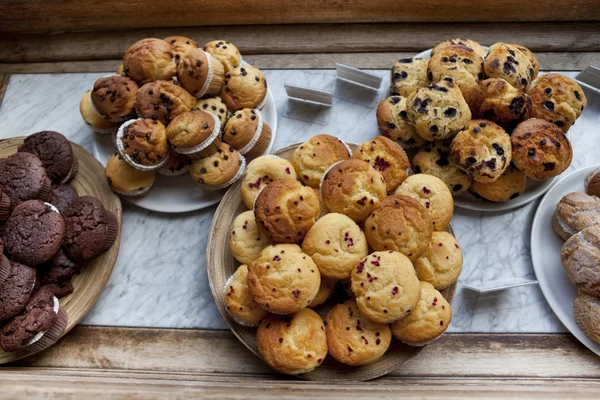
[[0, 69, 591, 333]]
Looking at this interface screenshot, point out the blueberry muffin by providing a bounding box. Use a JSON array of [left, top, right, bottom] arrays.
[[325, 299, 392, 366], [302, 213, 369, 280], [19, 130, 78, 184], [90, 75, 138, 122], [352, 136, 410, 192], [0, 152, 51, 208], [573, 292, 600, 345], [254, 179, 320, 243], [394, 174, 454, 231], [221, 65, 268, 111], [376, 95, 427, 149], [450, 119, 511, 183], [122, 38, 177, 84], [511, 118, 572, 181], [412, 141, 472, 196], [223, 109, 272, 157], [351, 251, 421, 324], [407, 80, 472, 141], [164, 36, 198, 64], [470, 165, 526, 202], [364, 195, 433, 262], [203, 40, 242, 74], [79, 91, 120, 135], [166, 109, 221, 159], [177, 47, 225, 98], [478, 78, 532, 127], [241, 155, 297, 209], [229, 210, 272, 265], [431, 38, 487, 58], [511, 44, 539, 80], [195, 95, 228, 126], [189, 142, 245, 190], [292, 134, 351, 188], [561, 225, 600, 297], [526, 73, 587, 132], [248, 244, 321, 314], [309, 277, 337, 308], [117, 118, 170, 170], [483, 42, 535, 91], [135, 80, 196, 125], [413, 231, 463, 290], [223, 265, 268, 327], [257, 308, 327, 374], [390, 58, 429, 97], [552, 192, 600, 241], [320, 159, 387, 222], [390, 281, 452, 346]]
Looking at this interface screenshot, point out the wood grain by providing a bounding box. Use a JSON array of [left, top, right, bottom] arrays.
[[0, 137, 122, 365], [1, 1, 599, 33], [0, 74, 9, 106]]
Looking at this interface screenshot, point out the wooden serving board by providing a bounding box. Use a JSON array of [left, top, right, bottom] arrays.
[[207, 142, 456, 381], [0, 137, 122, 364]]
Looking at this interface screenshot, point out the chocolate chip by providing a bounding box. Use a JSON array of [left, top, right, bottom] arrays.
[[528, 149, 536, 157], [453, 184, 463, 192], [544, 162, 555, 171], [214, 161, 219, 167], [430, 125, 439, 133], [574, 90, 582, 101], [398, 58, 413, 63], [509, 96, 526, 115], [399, 110, 408, 119], [544, 101, 555, 111], [492, 143, 505, 156], [202, 123, 208, 129], [444, 107, 457, 117], [544, 88, 552, 95], [466, 157, 477, 166]]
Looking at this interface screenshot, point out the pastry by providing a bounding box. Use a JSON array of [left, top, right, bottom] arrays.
[[561, 225, 600, 297], [157, 150, 192, 176], [483, 42, 535, 91], [166, 109, 221, 159], [470, 165, 526, 202], [292, 134, 351, 188], [376, 95, 427, 149], [117, 118, 170, 170], [105, 153, 156, 198], [49, 184, 78, 214], [18, 130, 78, 183], [573, 292, 600, 345], [412, 141, 472, 196], [308, 277, 337, 308], [302, 213, 369, 280], [241, 155, 297, 209], [553, 192, 600, 241], [478, 78, 532, 127], [512, 44, 539, 80], [229, 210, 272, 265], [223, 265, 268, 327], [220, 65, 268, 111], [353, 136, 410, 192], [164, 36, 198, 64], [222, 109, 272, 157], [122, 38, 177, 84], [431, 38, 487, 58], [511, 118, 572, 181], [413, 231, 463, 290], [189, 142, 245, 190], [79, 91, 120, 134], [90, 75, 138, 122], [390, 57, 428, 97], [203, 40, 242, 74], [37, 249, 82, 294], [585, 168, 600, 197], [195, 95, 228, 126], [0, 152, 51, 208], [0, 261, 36, 323], [135, 80, 196, 125], [177, 47, 225, 98]]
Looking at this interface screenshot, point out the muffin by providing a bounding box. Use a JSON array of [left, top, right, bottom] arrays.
[[390, 57, 428, 97], [390, 281, 452, 346], [49, 184, 78, 214], [561, 225, 600, 297], [248, 244, 321, 314], [302, 213, 369, 280], [117, 118, 170, 170], [512, 44, 539, 80], [573, 292, 600, 345], [376, 95, 427, 149], [0, 152, 51, 208], [195, 95, 228, 126], [203, 40, 242, 74], [122, 38, 177, 84], [223, 265, 268, 327], [325, 299, 392, 366], [470, 165, 526, 202], [18, 130, 78, 183], [177, 47, 225, 98], [351, 251, 421, 324], [116, 64, 125, 76], [313, 187, 329, 218], [0, 261, 36, 323], [166, 109, 221, 159], [90, 75, 138, 122], [292, 134, 351, 188], [511, 118, 572, 181], [483, 42, 534, 91], [229, 210, 272, 265], [407, 80, 472, 141], [164, 36, 198, 64], [220, 65, 268, 111], [353, 136, 410, 192], [431, 38, 487, 58], [526, 73, 587, 132], [254, 179, 320, 243], [157, 149, 192, 176], [412, 141, 472, 196], [222, 109, 272, 157], [478, 78, 532, 127], [241, 155, 297, 209], [135, 80, 196, 125], [553, 192, 600, 241], [413, 231, 463, 290], [450, 119, 511, 183], [364, 195, 433, 262], [309, 277, 337, 308], [105, 153, 156, 198], [394, 174, 454, 231], [79, 91, 120, 134], [585, 169, 600, 197], [320, 159, 386, 222], [256, 308, 327, 374], [38, 249, 82, 293], [189, 142, 245, 190]]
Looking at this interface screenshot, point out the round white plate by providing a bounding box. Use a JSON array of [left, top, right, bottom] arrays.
[[531, 165, 600, 356], [93, 88, 277, 213]]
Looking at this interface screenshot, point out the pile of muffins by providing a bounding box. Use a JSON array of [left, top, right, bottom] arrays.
[[223, 133, 464, 375], [376, 38, 587, 203], [553, 169, 600, 345], [0, 131, 118, 354], [78, 36, 271, 197]]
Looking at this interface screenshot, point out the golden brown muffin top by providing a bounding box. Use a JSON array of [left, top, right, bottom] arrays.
[[292, 134, 351, 188], [135, 80, 196, 125], [105, 153, 156, 193], [91, 75, 138, 120], [123, 38, 176, 84], [166, 109, 218, 149], [376, 95, 427, 148], [164, 36, 198, 64], [220, 65, 267, 111], [431, 37, 487, 58], [478, 78, 532, 125], [120, 119, 169, 166], [79, 91, 120, 131], [189, 142, 242, 186], [176, 48, 211, 97], [353, 136, 410, 192], [222, 109, 260, 150], [203, 40, 241, 74], [223, 264, 268, 327], [511, 43, 539, 80], [390, 57, 429, 98], [483, 42, 534, 91]]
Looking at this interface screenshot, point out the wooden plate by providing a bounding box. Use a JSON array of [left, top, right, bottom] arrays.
[[207, 142, 456, 381], [0, 137, 122, 364]]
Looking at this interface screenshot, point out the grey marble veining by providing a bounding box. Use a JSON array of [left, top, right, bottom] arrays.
[[0, 69, 589, 333]]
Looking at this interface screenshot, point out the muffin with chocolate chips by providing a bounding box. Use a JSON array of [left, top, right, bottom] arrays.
[[90, 75, 138, 122], [164, 36, 198, 65], [478, 78, 532, 128], [189, 142, 245, 190], [135, 80, 196, 125], [352, 136, 410, 192], [177, 47, 225, 98], [470, 165, 526, 202], [483, 42, 535, 92], [376, 95, 426, 149], [220, 65, 268, 111], [122, 38, 177, 84], [117, 118, 170, 171], [157, 149, 192, 176], [79, 91, 120, 135], [105, 153, 156, 198], [166, 109, 222, 159], [222, 109, 272, 157], [292, 134, 351, 188], [526, 73, 587, 132], [203, 40, 242, 74], [511, 118, 572, 181], [431, 38, 487, 58], [390, 57, 428, 97], [412, 141, 472, 196], [450, 119, 511, 183], [195, 95, 228, 126]]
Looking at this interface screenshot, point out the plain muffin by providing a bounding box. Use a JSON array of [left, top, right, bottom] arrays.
[[413, 231, 463, 290], [122, 38, 177, 84]]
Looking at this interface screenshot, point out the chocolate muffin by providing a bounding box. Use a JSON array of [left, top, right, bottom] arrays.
[[18, 131, 78, 184], [38, 249, 82, 294], [135, 80, 196, 125], [0, 152, 51, 208], [2, 200, 65, 266], [0, 261, 36, 323], [49, 184, 79, 214], [45, 281, 74, 299], [90, 75, 138, 122], [63, 196, 118, 261]]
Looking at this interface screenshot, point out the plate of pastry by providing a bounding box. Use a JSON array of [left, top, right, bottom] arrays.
[[207, 134, 464, 381], [375, 38, 588, 211], [531, 165, 600, 356], [82, 37, 277, 213]]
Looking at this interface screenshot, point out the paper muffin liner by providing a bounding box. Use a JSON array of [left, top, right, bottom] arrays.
[[116, 118, 170, 171], [206, 53, 225, 96], [340, 139, 353, 158], [0, 190, 11, 221], [223, 273, 261, 327], [38, 176, 52, 203], [26, 298, 67, 353], [44, 202, 60, 214], [239, 109, 270, 157], [584, 167, 600, 193], [60, 155, 79, 184], [0, 255, 10, 284], [172, 112, 222, 160], [198, 154, 246, 191], [111, 179, 155, 198], [100, 210, 119, 254]]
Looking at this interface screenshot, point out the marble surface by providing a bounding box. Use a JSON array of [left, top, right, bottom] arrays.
[[0, 69, 593, 333]]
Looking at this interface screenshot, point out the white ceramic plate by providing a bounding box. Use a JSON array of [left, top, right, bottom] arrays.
[[531, 165, 600, 356], [93, 84, 277, 214]]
